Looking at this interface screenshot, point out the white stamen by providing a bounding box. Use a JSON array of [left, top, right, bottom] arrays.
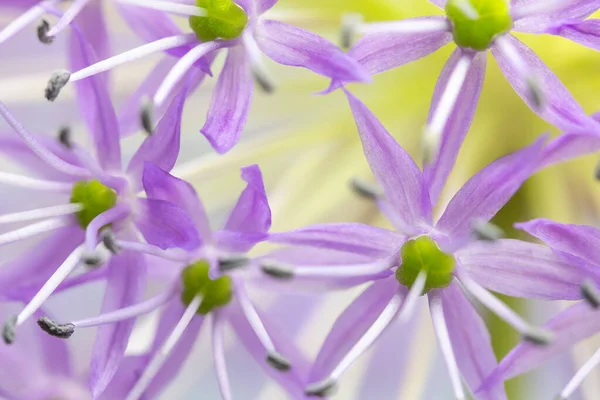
[[359, 18, 451, 35], [212, 311, 233, 400], [559, 347, 600, 399], [45, 0, 92, 38], [243, 33, 275, 93], [397, 271, 426, 324], [429, 294, 466, 400], [454, 0, 479, 19], [511, 0, 573, 20], [16, 245, 83, 326], [116, 0, 207, 16], [153, 41, 221, 109], [0, 102, 89, 177], [0, 203, 82, 225], [125, 295, 202, 400], [0, 172, 72, 192], [423, 54, 472, 164], [0, 218, 69, 247], [0, 0, 59, 45], [235, 280, 275, 352], [471, 219, 505, 241], [291, 258, 394, 279], [70, 34, 198, 82], [116, 240, 191, 262]]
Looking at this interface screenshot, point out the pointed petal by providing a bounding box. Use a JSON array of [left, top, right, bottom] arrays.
[[424, 49, 487, 205], [142, 162, 212, 242], [68, 18, 121, 171], [436, 136, 545, 238], [492, 35, 600, 134], [256, 20, 370, 83], [349, 17, 452, 76], [201, 47, 253, 153], [516, 218, 600, 266], [75, 1, 109, 62], [345, 90, 432, 227], [548, 19, 600, 51], [309, 278, 402, 381], [441, 283, 508, 400], [539, 132, 600, 170], [456, 239, 600, 300], [90, 246, 147, 398], [513, 0, 600, 33], [480, 302, 600, 393], [268, 223, 402, 258], [133, 198, 201, 251]]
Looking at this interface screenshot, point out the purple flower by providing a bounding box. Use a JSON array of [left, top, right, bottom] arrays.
[[0, 18, 199, 397], [44, 0, 371, 152], [335, 0, 600, 161], [266, 91, 600, 398], [479, 219, 600, 399], [36, 163, 313, 399]]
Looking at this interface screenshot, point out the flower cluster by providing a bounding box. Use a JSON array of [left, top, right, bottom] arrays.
[[1, 0, 600, 399]]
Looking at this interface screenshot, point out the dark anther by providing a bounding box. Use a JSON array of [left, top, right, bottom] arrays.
[[81, 249, 104, 268], [305, 378, 338, 397], [37, 317, 75, 339], [472, 219, 504, 241], [266, 351, 292, 372], [101, 229, 121, 255], [523, 328, 554, 346], [261, 261, 294, 280], [252, 68, 275, 94], [37, 19, 54, 45], [350, 177, 382, 200], [45, 70, 71, 101], [140, 98, 154, 135], [2, 315, 17, 345], [581, 279, 600, 309], [218, 255, 250, 272], [58, 126, 72, 149]]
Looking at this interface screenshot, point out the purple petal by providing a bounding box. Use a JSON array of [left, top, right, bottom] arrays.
[[492, 35, 600, 134], [548, 19, 600, 50], [308, 277, 401, 381], [429, 0, 446, 8], [345, 90, 433, 228], [480, 302, 600, 393], [68, 19, 121, 172], [424, 49, 487, 205], [201, 47, 253, 153], [513, 0, 600, 33], [539, 132, 600, 170], [133, 198, 201, 251], [255, 20, 370, 83], [90, 245, 147, 398], [268, 223, 402, 258], [257, 0, 277, 14], [74, 1, 109, 62], [441, 283, 508, 399], [456, 239, 600, 300], [142, 162, 212, 242], [348, 17, 452, 76], [436, 136, 545, 238], [516, 218, 600, 266]]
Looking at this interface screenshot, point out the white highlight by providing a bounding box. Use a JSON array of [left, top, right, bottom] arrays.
[[212, 311, 233, 400], [559, 347, 600, 399], [511, 0, 573, 20], [116, 0, 207, 16], [0, 204, 82, 225], [397, 271, 426, 324], [0, 0, 59, 45], [360, 18, 451, 35], [0, 172, 72, 192], [0, 218, 69, 247]]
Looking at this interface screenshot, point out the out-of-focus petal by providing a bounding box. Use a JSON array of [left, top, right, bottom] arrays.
[[512, 0, 600, 33], [516, 218, 600, 266], [547, 19, 600, 51], [133, 198, 201, 251], [345, 90, 432, 228], [349, 17, 452, 76], [492, 35, 600, 134], [256, 0, 277, 14], [441, 283, 508, 400], [201, 47, 253, 154], [90, 245, 147, 398], [255, 20, 370, 82], [268, 223, 402, 258], [75, 1, 109, 62], [424, 49, 487, 205], [429, 0, 446, 8], [142, 162, 212, 242], [456, 239, 600, 300], [539, 132, 600, 170], [480, 302, 600, 393], [436, 136, 545, 238]]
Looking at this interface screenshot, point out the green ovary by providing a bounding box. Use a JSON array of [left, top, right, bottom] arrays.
[[181, 260, 233, 314], [445, 0, 513, 51], [70, 179, 117, 229], [396, 236, 456, 294], [189, 0, 249, 42]]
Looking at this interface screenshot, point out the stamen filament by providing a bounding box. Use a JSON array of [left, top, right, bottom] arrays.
[[359, 18, 451, 35], [0, 218, 69, 247], [559, 347, 600, 399], [291, 258, 394, 279], [125, 295, 202, 400], [212, 311, 233, 400], [0, 0, 59, 45], [429, 294, 465, 400], [70, 34, 198, 82], [511, 0, 571, 21], [116, 240, 191, 262], [116, 0, 207, 17], [16, 245, 83, 326], [0, 102, 89, 177], [243, 33, 275, 93], [0, 203, 83, 225], [45, 0, 92, 38], [397, 271, 426, 323], [85, 204, 130, 250], [0, 172, 72, 192], [153, 41, 222, 109]]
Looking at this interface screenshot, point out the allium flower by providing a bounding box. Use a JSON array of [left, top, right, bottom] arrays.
[[480, 219, 600, 399], [266, 91, 600, 398], [0, 23, 199, 397], [44, 0, 371, 152], [37, 164, 312, 399], [336, 0, 600, 160]]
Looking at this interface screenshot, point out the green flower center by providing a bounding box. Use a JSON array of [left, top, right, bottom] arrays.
[[445, 0, 513, 51], [70, 179, 117, 229], [189, 0, 249, 42], [395, 236, 456, 294], [181, 260, 233, 314]]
